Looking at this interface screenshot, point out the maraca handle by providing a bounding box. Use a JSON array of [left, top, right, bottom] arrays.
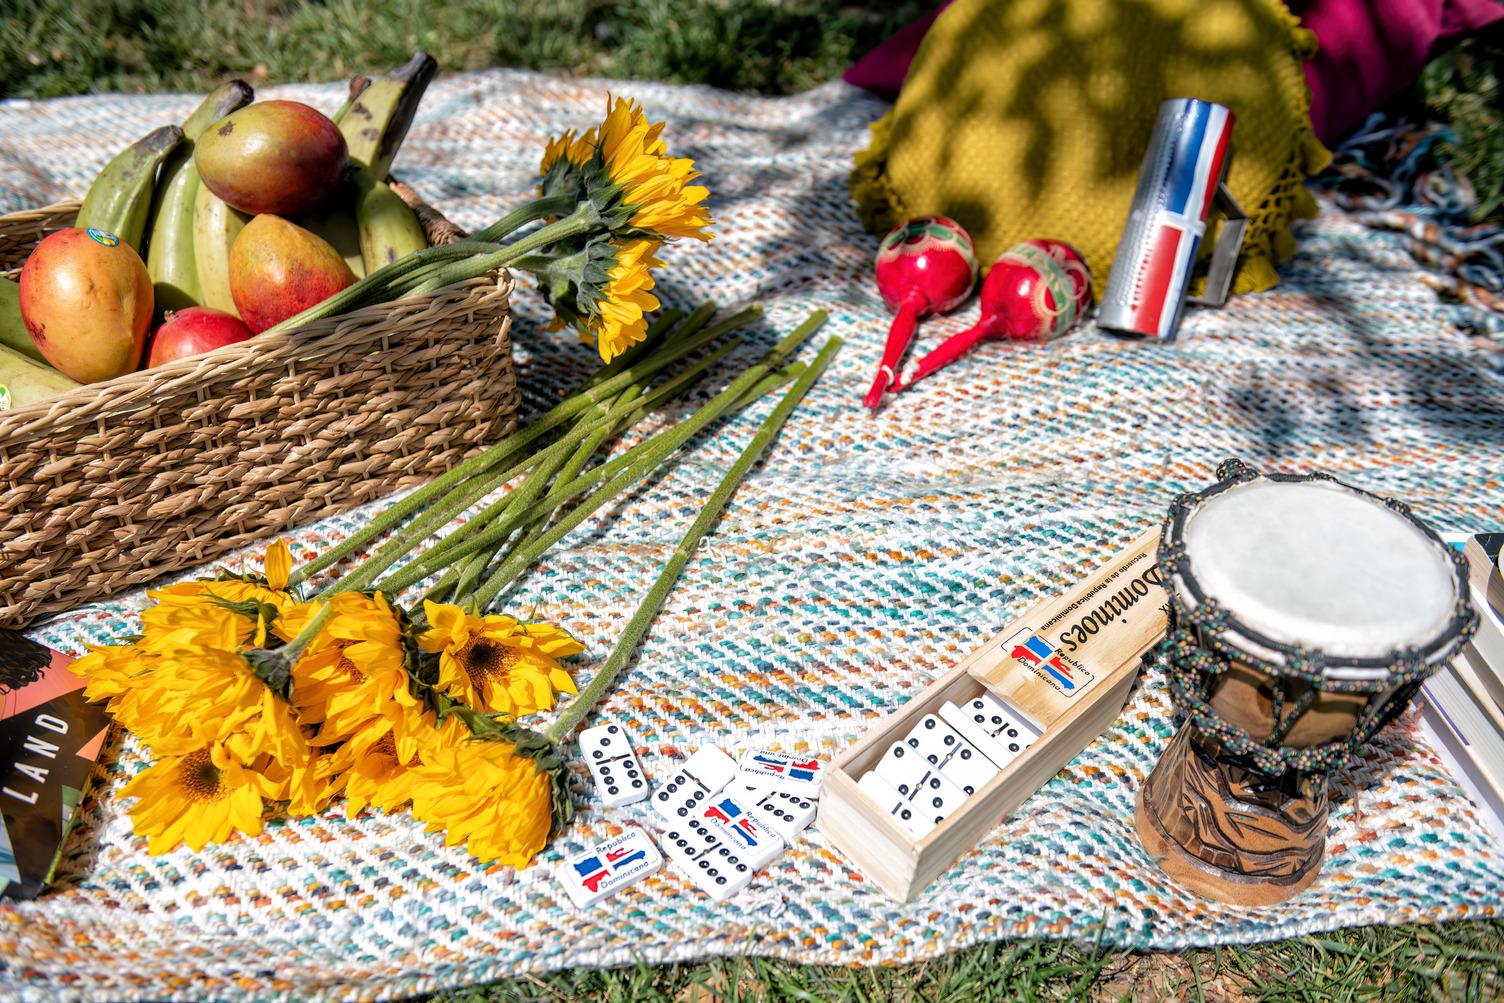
[[897, 324, 988, 392], [864, 295, 924, 410]]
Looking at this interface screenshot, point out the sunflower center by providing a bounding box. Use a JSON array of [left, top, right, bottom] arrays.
[[176, 749, 226, 803], [458, 636, 518, 685], [333, 639, 366, 682]]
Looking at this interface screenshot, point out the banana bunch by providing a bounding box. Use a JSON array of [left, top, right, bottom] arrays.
[[76, 52, 435, 319], [2, 54, 439, 411]]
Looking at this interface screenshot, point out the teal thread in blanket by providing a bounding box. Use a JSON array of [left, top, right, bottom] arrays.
[[0, 70, 1500, 1002]]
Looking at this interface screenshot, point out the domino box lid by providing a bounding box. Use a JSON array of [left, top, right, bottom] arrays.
[[965, 530, 1167, 730]]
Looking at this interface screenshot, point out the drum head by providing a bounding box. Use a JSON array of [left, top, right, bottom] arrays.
[[1178, 478, 1458, 661]]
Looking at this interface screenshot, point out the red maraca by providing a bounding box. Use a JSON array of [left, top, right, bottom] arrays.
[[865, 216, 978, 410], [899, 239, 1091, 392]]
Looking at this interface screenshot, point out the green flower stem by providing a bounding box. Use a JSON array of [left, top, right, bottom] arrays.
[[479, 392, 631, 597], [403, 339, 740, 588], [378, 362, 803, 599], [459, 321, 819, 611], [323, 380, 643, 600], [471, 194, 580, 243], [382, 313, 823, 598], [406, 206, 601, 297], [287, 307, 748, 590], [546, 336, 843, 742], [586, 302, 715, 391], [449, 552, 491, 606], [420, 333, 727, 606], [266, 201, 600, 337]]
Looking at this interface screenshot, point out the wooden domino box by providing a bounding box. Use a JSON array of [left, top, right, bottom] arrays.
[[817, 530, 1169, 901]]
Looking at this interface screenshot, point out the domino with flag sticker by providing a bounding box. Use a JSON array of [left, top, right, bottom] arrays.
[[939, 694, 1040, 770], [556, 827, 663, 908], [652, 746, 737, 826], [729, 779, 817, 842], [661, 816, 755, 902], [736, 749, 824, 797], [578, 723, 650, 807], [699, 793, 785, 869]]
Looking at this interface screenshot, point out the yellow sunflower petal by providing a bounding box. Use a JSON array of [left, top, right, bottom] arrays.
[[263, 540, 292, 592]]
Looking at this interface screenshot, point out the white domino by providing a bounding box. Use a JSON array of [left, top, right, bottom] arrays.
[[899, 714, 1000, 796], [660, 816, 755, 902], [736, 749, 825, 797], [874, 743, 970, 820], [555, 827, 663, 908], [699, 792, 785, 869], [651, 746, 737, 826], [939, 694, 1040, 769], [857, 771, 939, 840], [729, 780, 817, 842], [578, 723, 651, 807]]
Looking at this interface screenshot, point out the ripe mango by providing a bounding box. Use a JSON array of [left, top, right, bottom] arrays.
[[229, 214, 356, 333], [18, 228, 152, 383], [195, 101, 347, 217]]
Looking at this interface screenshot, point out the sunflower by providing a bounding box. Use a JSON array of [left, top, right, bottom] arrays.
[[590, 95, 713, 242], [418, 601, 583, 717], [129, 645, 309, 767], [539, 128, 594, 201], [121, 744, 266, 854], [139, 540, 299, 655], [327, 731, 425, 819], [407, 733, 553, 867], [254, 748, 341, 818], [586, 239, 664, 362], [72, 642, 154, 724], [283, 591, 429, 756]]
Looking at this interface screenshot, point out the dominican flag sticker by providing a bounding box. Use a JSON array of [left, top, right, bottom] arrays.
[[1005, 629, 1094, 697]]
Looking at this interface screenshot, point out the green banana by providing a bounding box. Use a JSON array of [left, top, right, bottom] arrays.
[[338, 52, 437, 178], [301, 180, 366, 278], [332, 75, 372, 126], [182, 80, 254, 141], [0, 276, 46, 364], [77, 124, 185, 251], [146, 160, 204, 313], [1, 343, 80, 411], [192, 182, 250, 317], [354, 171, 426, 273], [146, 81, 255, 314]]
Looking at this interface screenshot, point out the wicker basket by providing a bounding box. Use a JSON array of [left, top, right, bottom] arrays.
[[0, 200, 518, 628]]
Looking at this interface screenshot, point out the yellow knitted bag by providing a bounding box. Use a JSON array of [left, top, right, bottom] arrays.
[[850, 0, 1332, 296]]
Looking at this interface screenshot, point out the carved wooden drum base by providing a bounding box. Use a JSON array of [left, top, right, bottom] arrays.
[[1136, 726, 1327, 906]]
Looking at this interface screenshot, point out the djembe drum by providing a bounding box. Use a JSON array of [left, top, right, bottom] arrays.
[[1136, 460, 1478, 905]]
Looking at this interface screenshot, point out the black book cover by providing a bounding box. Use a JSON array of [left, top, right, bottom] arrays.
[[1, 630, 109, 899]]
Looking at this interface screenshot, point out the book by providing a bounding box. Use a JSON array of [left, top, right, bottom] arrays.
[[1, 631, 110, 899], [1421, 649, 1504, 848], [1458, 534, 1504, 715]]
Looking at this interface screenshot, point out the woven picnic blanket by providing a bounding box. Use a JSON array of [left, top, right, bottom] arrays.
[[2, 70, 1503, 1002]]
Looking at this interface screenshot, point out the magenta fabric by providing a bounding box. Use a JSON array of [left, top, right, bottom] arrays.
[[840, 2, 951, 100], [842, 0, 1504, 143], [1294, 0, 1503, 142]]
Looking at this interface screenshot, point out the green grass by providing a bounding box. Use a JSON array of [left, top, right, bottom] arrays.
[[427, 922, 1504, 1002], [1420, 32, 1504, 223], [6, 3, 1503, 999], [0, 0, 930, 99]]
